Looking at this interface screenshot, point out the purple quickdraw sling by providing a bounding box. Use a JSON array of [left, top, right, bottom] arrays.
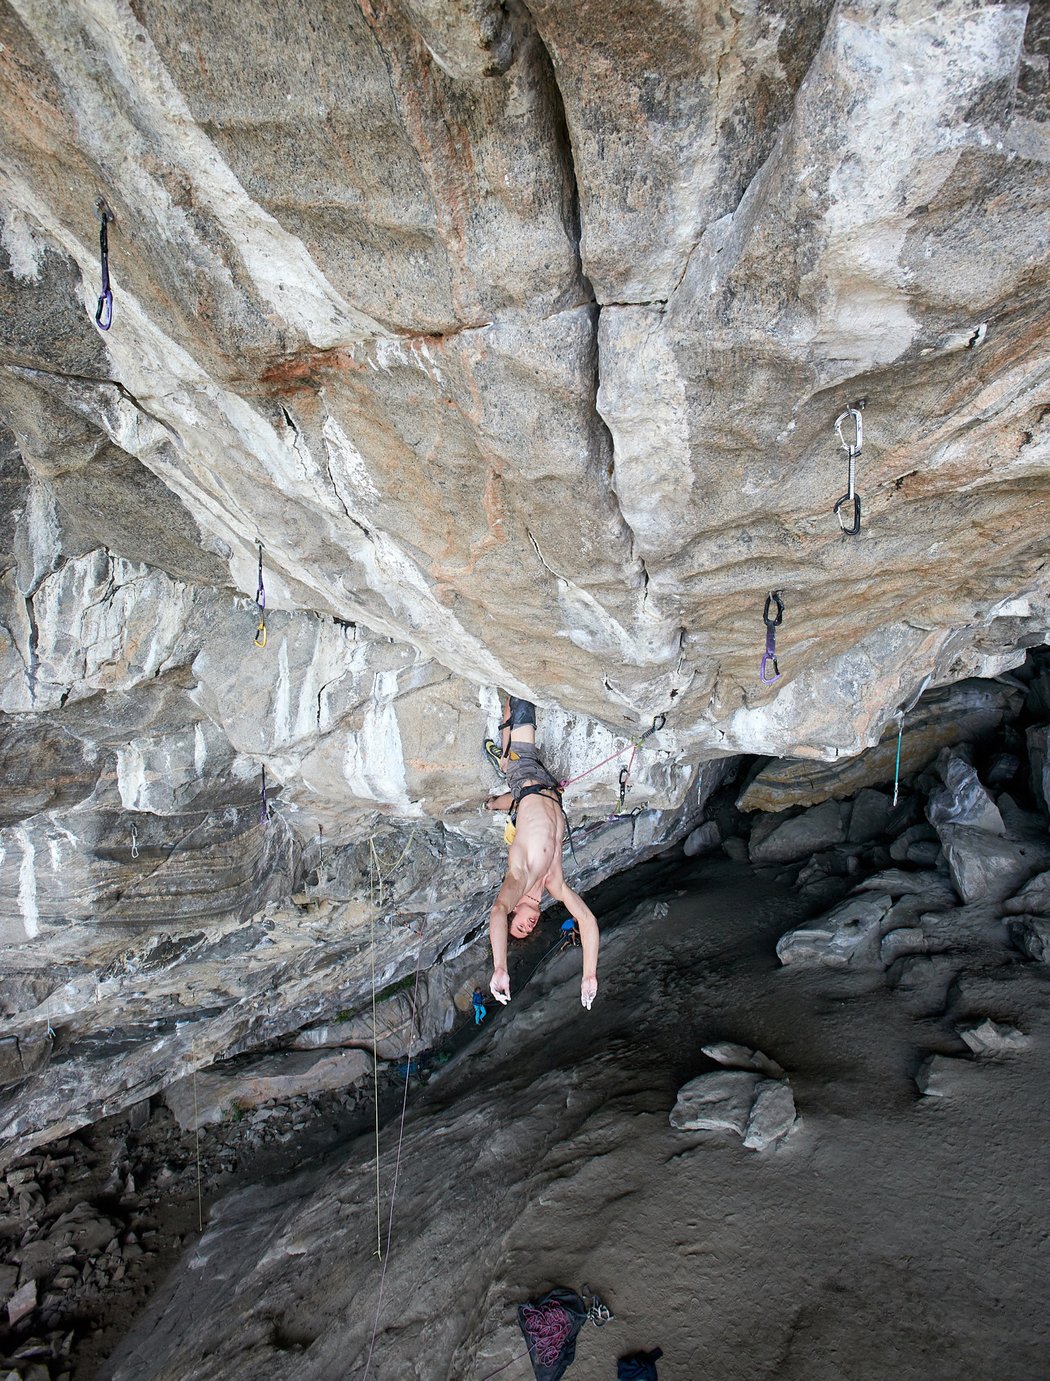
[[760, 590, 783, 683]]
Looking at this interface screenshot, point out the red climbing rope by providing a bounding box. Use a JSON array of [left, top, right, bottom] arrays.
[[559, 714, 666, 791], [520, 1301, 574, 1366]]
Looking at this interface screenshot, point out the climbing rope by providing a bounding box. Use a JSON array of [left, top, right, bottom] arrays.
[[193, 1070, 203, 1233], [368, 838, 384, 1260], [519, 1301, 574, 1366], [94, 197, 113, 331], [833, 402, 865, 535], [253, 543, 267, 649], [760, 590, 784, 683], [560, 713, 666, 791], [361, 917, 429, 1381], [892, 674, 932, 807]]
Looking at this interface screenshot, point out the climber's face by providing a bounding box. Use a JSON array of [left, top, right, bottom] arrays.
[[509, 897, 541, 939]]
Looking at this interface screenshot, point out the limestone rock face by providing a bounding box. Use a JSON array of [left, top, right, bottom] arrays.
[[0, 0, 1048, 1149]]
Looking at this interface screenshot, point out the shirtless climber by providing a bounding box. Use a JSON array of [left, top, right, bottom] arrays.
[[484, 695, 600, 1011]]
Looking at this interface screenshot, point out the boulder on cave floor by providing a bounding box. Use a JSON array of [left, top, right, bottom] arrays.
[[958, 1019, 1029, 1058], [701, 1041, 785, 1079], [749, 800, 847, 865], [1007, 915, 1050, 963], [926, 752, 1006, 835], [776, 893, 893, 970], [915, 1054, 974, 1097], [163, 1048, 374, 1131], [669, 1069, 797, 1150], [936, 825, 1050, 906]]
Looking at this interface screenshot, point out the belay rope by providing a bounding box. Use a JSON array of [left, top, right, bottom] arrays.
[[253, 542, 267, 648], [760, 590, 784, 683], [94, 197, 113, 331], [560, 713, 666, 822]]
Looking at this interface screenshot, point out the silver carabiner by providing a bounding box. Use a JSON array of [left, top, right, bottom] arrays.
[[130, 823, 140, 859], [833, 404, 864, 536]]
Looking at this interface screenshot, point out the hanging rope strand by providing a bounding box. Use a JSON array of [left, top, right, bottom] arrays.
[[368, 837, 383, 1260], [361, 918, 429, 1381]]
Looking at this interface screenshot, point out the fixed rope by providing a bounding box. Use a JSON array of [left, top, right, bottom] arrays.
[[193, 1070, 203, 1233], [833, 401, 865, 535], [892, 674, 932, 806], [760, 590, 784, 684], [94, 197, 113, 331], [368, 837, 384, 1260], [361, 916, 429, 1381]]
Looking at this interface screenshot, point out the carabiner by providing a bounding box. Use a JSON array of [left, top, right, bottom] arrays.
[[638, 712, 667, 742], [130, 823, 140, 860], [834, 491, 862, 536], [94, 197, 114, 331], [835, 405, 863, 457], [617, 765, 630, 813], [254, 619, 268, 649], [833, 404, 863, 536], [760, 651, 780, 684], [763, 591, 784, 628]]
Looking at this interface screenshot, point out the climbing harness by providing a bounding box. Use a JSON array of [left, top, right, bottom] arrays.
[[760, 590, 784, 684], [253, 543, 267, 648], [892, 674, 932, 807], [258, 766, 269, 826], [130, 823, 140, 859], [833, 402, 865, 536], [94, 197, 113, 331]]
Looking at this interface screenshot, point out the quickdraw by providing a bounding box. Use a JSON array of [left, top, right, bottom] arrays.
[[833, 402, 864, 536], [130, 823, 140, 860], [94, 197, 114, 331], [259, 765, 270, 826], [760, 590, 783, 683], [254, 542, 267, 648]]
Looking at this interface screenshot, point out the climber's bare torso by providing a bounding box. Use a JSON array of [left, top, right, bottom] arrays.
[[485, 697, 599, 1010]]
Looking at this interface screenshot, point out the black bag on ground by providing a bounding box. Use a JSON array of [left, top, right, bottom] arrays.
[[516, 1287, 588, 1381], [618, 1348, 663, 1380]]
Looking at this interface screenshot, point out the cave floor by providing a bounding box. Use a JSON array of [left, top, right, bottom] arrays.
[[100, 854, 1050, 1379]]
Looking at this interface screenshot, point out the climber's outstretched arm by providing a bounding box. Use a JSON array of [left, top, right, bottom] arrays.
[[488, 870, 525, 1004], [547, 879, 600, 1009]]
